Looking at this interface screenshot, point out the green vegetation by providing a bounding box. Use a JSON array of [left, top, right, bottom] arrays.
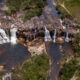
[[59, 59, 79, 80], [75, 35, 80, 43], [55, 0, 80, 23], [7, 0, 21, 12], [76, 69, 80, 80], [7, 0, 47, 21], [13, 53, 50, 80], [0, 71, 3, 80], [56, 5, 72, 19], [59, 34, 80, 80], [73, 35, 80, 56], [23, 8, 42, 21]]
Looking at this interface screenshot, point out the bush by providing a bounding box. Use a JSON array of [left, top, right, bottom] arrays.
[[73, 35, 80, 54], [23, 8, 42, 21], [7, 0, 22, 12], [13, 53, 50, 80], [6, 0, 46, 21], [59, 59, 78, 80]]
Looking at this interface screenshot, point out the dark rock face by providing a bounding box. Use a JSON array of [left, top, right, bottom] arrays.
[[0, 6, 63, 40], [0, 6, 62, 29], [17, 27, 45, 41], [0, 5, 78, 41]]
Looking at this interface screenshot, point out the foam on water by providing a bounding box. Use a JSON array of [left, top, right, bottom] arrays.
[[10, 27, 17, 44], [0, 24, 17, 45], [0, 29, 10, 44], [65, 32, 69, 42], [44, 27, 52, 42], [53, 29, 56, 43]]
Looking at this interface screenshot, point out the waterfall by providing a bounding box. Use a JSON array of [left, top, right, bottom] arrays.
[[26, 37, 29, 42], [26, 38, 29, 42], [2, 73, 12, 80], [65, 32, 69, 42], [59, 19, 66, 29], [34, 34, 35, 40], [0, 29, 10, 44], [44, 27, 52, 42], [53, 29, 56, 43], [0, 36, 4, 44], [10, 24, 17, 44], [0, 24, 17, 44]]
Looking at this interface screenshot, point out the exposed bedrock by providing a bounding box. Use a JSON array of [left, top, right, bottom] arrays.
[[0, 6, 79, 43]]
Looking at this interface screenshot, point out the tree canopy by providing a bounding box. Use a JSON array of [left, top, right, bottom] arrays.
[[7, 0, 47, 21], [13, 53, 50, 80]]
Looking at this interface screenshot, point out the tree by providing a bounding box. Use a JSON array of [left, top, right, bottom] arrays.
[[13, 54, 50, 80]]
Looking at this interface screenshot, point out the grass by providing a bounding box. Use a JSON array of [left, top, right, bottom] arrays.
[[55, 0, 80, 24]]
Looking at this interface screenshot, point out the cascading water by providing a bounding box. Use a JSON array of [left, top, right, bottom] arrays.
[[53, 29, 56, 43], [46, 0, 71, 80], [26, 37, 29, 42], [0, 36, 3, 44], [0, 29, 10, 44], [47, 0, 60, 17], [59, 19, 66, 29], [2, 73, 12, 80], [65, 32, 69, 42], [44, 27, 52, 42], [0, 24, 17, 45], [10, 27, 17, 44]]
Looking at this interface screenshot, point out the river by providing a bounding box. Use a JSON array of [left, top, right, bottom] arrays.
[[46, 0, 73, 80], [47, 0, 61, 17], [45, 0, 62, 79], [0, 0, 73, 80], [45, 42, 62, 80], [0, 0, 3, 3], [0, 43, 30, 69]]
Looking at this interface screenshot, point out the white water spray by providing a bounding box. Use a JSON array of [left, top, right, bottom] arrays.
[[10, 24, 17, 44], [44, 27, 52, 42], [0, 29, 10, 44], [53, 29, 56, 43], [26, 38, 29, 42], [65, 32, 69, 42], [0, 36, 4, 44], [2, 73, 12, 80], [59, 19, 66, 29]]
